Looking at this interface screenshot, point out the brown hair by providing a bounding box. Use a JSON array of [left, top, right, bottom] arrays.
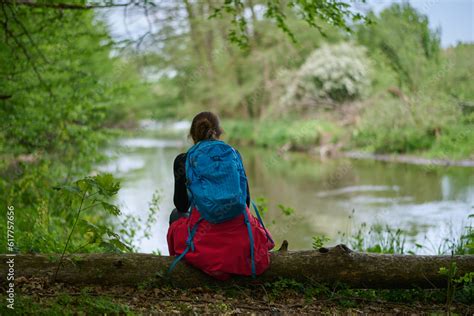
[[189, 111, 223, 144]]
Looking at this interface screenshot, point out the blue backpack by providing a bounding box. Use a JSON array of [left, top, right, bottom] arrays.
[[168, 140, 272, 277]]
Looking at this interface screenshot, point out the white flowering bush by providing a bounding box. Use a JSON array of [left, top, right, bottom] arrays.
[[282, 42, 371, 106]]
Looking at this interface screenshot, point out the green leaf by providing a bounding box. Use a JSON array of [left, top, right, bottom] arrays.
[[93, 173, 120, 197], [438, 267, 448, 275], [312, 235, 330, 249], [101, 202, 121, 216], [99, 239, 132, 253], [76, 178, 94, 193], [278, 204, 294, 216], [55, 185, 81, 194], [80, 219, 104, 234], [108, 238, 132, 252]]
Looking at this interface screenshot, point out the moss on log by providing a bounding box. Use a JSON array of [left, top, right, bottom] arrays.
[[1, 245, 473, 289]]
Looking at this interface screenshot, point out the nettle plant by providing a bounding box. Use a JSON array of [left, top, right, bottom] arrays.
[[53, 173, 132, 278], [282, 42, 371, 107], [54, 173, 131, 254]]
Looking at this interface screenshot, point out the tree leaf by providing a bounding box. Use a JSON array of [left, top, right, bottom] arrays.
[[101, 202, 121, 216], [93, 173, 121, 197]]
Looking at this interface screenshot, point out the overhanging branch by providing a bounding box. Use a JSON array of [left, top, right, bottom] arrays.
[[3, 0, 134, 10]]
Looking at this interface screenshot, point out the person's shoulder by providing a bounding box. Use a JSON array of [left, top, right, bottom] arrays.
[[232, 146, 242, 158], [173, 152, 187, 166]]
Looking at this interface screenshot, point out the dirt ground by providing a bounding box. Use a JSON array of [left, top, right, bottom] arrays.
[[2, 277, 472, 315]]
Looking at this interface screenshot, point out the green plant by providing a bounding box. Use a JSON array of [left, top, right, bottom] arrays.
[[312, 235, 330, 249], [118, 189, 162, 250], [439, 262, 474, 308], [439, 261, 458, 308], [341, 222, 407, 254], [53, 173, 131, 279], [357, 3, 440, 92], [278, 204, 295, 216], [255, 196, 269, 217], [436, 214, 474, 255], [264, 278, 305, 300], [223, 118, 341, 150]]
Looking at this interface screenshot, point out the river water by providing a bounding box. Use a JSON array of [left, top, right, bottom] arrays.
[[99, 121, 473, 255]]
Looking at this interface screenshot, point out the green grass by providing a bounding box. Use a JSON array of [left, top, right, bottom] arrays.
[[222, 119, 342, 149], [0, 294, 133, 315], [262, 277, 472, 308], [353, 123, 474, 160], [426, 124, 474, 160]]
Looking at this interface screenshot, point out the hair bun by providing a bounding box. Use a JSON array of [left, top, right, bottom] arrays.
[[190, 112, 223, 143], [197, 118, 211, 129]]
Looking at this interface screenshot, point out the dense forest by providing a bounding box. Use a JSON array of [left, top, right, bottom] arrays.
[[0, 0, 473, 314]]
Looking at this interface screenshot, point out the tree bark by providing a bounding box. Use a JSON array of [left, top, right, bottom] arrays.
[[1, 245, 473, 289]]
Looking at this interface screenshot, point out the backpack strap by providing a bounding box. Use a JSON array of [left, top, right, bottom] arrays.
[[168, 217, 203, 274], [251, 200, 274, 244], [242, 209, 256, 278]]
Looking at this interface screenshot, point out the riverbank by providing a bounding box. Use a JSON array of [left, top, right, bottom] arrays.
[[344, 151, 474, 168], [221, 119, 474, 167]]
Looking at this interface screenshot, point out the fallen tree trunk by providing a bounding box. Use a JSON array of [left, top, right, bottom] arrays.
[[1, 245, 473, 289]]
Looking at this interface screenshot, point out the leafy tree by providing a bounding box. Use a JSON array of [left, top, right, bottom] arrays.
[[0, 2, 151, 253], [357, 3, 440, 92]]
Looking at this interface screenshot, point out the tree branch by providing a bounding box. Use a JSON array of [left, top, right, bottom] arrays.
[[2, 0, 134, 10]]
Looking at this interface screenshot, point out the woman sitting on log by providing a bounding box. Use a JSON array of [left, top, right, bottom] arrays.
[[167, 111, 274, 280]]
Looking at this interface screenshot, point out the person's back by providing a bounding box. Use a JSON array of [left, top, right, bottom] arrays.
[[167, 111, 274, 280]]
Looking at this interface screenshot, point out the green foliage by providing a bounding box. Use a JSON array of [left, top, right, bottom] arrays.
[[255, 196, 269, 217], [0, 4, 153, 255], [439, 262, 474, 306], [261, 278, 453, 308], [357, 3, 440, 91], [149, 0, 348, 119], [0, 170, 132, 254], [353, 93, 461, 154], [340, 222, 408, 254], [214, 5, 471, 160], [444, 214, 474, 255], [0, 293, 133, 315], [352, 9, 472, 158], [441, 44, 474, 103], [264, 278, 305, 300], [339, 213, 473, 256], [211, 0, 368, 48], [118, 189, 161, 249], [311, 235, 330, 249], [54, 173, 132, 255], [223, 119, 341, 149], [0, 6, 150, 155], [278, 204, 294, 216]]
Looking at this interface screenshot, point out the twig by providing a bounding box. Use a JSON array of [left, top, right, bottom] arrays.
[[54, 191, 87, 281], [5, 3, 50, 63], [1, 11, 53, 96]]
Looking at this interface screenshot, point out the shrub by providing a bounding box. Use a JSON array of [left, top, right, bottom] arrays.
[[281, 42, 371, 108], [222, 119, 341, 149], [353, 93, 461, 154]]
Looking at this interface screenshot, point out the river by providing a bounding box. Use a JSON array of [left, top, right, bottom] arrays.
[[99, 121, 473, 255]]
